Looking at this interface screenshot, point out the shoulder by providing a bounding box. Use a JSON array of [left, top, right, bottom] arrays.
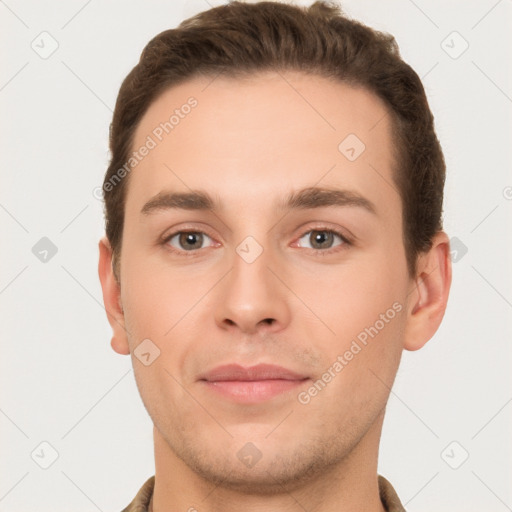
[[120, 475, 155, 512], [378, 474, 406, 512]]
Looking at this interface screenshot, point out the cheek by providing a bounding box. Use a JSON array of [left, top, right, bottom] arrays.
[[294, 256, 404, 343], [120, 248, 218, 386], [293, 257, 407, 407], [120, 247, 200, 336]]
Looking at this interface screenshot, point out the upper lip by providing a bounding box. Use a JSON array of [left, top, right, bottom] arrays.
[[199, 364, 308, 382]]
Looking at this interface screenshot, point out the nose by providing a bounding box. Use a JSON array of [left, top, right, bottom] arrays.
[[213, 243, 291, 336]]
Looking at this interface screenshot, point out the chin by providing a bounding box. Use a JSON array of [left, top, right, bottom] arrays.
[[177, 438, 341, 495]]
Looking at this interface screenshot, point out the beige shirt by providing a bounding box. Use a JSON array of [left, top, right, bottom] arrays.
[[121, 474, 406, 511]]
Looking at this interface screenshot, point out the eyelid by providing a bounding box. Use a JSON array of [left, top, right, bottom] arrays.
[[159, 223, 218, 244], [294, 221, 354, 244]]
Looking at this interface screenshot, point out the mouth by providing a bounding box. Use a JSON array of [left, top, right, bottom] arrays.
[[198, 363, 310, 403]]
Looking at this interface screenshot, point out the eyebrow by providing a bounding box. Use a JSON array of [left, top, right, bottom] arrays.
[[140, 186, 377, 216]]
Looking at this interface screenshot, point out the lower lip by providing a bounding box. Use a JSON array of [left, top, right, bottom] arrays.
[[202, 379, 308, 403]]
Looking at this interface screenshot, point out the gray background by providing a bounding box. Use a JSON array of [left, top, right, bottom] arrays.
[[1, 0, 511, 510]]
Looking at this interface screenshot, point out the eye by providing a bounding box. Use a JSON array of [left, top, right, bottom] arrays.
[[161, 227, 351, 257], [296, 229, 349, 252], [164, 230, 214, 252]]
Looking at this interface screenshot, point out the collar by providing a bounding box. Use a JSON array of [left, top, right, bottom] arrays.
[[121, 473, 406, 511]]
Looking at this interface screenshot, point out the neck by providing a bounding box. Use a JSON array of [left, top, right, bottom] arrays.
[[151, 411, 387, 512]]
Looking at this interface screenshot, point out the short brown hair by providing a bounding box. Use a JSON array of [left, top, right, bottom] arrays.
[[103, 0, 445, 280]]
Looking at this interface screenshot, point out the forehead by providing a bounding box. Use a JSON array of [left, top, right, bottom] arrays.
[[125, 70, 398, 219]]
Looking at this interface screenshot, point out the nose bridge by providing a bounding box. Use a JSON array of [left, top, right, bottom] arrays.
[[214, 233, 290, 333], [232, 235, 273, 293]]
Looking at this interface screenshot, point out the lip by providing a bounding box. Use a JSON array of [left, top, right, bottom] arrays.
[[199, 363, 307, 382], [198, 364, 309, 403]]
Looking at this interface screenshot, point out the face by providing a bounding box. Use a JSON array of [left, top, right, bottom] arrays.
[[100, 70, 446, 493]]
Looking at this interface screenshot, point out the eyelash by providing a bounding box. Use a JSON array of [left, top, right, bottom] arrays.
[[160, 227, 352, 258]]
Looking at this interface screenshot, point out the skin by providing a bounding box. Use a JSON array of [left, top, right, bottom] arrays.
[[98, 70, 452, 512]]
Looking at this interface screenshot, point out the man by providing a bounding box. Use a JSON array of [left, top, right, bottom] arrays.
[[98, 1, 451, 511]]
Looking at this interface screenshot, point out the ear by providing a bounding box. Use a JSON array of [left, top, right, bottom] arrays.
[[98, 236, 130, 355], [403, 231, 452, 351]]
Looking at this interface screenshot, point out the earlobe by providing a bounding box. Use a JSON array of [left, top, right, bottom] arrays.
[[403, 231, 452, 351], [110, 335, 129, 355], [98, 236, 130, 355]]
